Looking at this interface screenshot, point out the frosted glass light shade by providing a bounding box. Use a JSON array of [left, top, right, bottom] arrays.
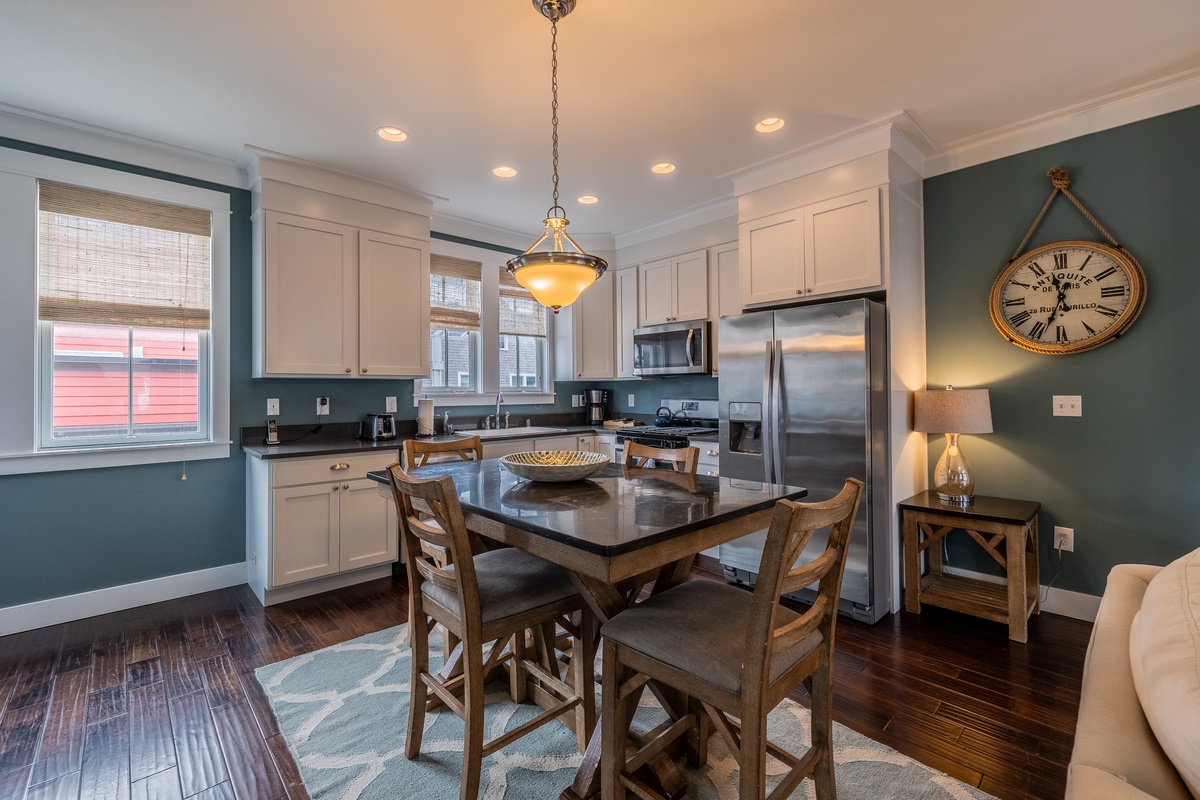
[[507, 215, 607, 313]]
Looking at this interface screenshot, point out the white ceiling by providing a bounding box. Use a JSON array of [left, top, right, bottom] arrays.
[[2, 0, 1199, 240]]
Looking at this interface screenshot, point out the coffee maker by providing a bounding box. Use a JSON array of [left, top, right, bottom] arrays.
[[586, 389, 608, 425]]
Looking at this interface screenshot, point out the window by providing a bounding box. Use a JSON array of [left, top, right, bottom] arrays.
[[416, 241, 553, 405], [498, 266, 548, 392], [37, 181, 212, 449], [427, 255, 481, 392], [0, 145, 230, 475]]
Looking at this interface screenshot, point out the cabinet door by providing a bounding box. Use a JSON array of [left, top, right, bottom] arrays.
[[672, 249, 709, 322], [339, 477, 398, 571], [595, 434, 617, 461], [482, 439, 530, 459], [535, 435, 578, 451], [615, 266, 639, 379], [263, 212, 355, 375], [271, 483, 339, 586], [572, 270, 615, 379], [359, 230, 430, 378], [639, 258, 675, 325], [739, 209, 804, 307], [804, 187, 882, 296], [708, 241, 739, 375], [576, 434, 596, 452]]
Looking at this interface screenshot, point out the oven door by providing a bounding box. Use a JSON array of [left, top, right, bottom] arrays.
[[632, 320, 710, 376]]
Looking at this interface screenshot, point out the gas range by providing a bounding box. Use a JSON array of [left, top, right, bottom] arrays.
[[615, 399, 719, 449]]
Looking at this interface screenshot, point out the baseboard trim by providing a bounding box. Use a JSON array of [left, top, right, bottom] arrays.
[[0, 562, 248, 636], [942, 564, 1101, 623]]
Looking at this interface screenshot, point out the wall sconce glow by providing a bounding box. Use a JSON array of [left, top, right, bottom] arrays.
[[651, 162, 676, 174], [493, 166, 518, 178], [577, 195, 599, 204], [376, 126, 408, 142], [755, 116, 786, 133]]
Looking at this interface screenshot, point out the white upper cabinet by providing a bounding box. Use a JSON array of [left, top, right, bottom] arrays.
[[255, 212, 429, 378], [739, 187, 881, 307], [571, 270, 615, 380], [639, 248, 709, 325], [615, 266, 639, 379], [708, 240, 739, 374]]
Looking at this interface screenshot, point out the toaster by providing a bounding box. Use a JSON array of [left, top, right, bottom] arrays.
[[360, 413, 397, 441]]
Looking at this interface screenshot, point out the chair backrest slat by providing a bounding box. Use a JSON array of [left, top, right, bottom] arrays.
[[403, 436, 483, 469], [624, 442, 699, 474], [741, 478, 864, 690]]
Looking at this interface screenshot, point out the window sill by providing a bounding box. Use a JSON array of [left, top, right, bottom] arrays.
[[412, 393, 555, 408], [0, 440, 231, 476]]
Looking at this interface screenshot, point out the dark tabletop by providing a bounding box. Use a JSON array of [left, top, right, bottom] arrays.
[[897, 491, 1040, 525], [368, 460, 806, 558]]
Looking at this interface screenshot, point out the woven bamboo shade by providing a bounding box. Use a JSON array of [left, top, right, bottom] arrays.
[[37, 181, 212, 330], [430, 254, 482, 332], [499, 265, 547, 338]]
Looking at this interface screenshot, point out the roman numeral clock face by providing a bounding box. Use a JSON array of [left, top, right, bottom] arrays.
[[988, 240, 1147, 355]]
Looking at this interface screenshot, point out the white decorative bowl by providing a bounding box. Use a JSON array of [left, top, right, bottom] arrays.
[[500, 450, 610, 482]]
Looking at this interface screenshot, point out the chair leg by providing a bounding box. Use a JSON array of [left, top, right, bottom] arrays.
[[509, 630, 529, 703], [600, 641, 623, 800], [809, 656, 837, 800], [738, 706, 768, 800], [406, 616, 431, 760], [571, 609, 597, 752], [460, 637, 486, 800], [686, 694, 709, 768]]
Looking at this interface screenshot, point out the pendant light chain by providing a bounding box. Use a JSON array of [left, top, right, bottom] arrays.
[[549, 14, 562, 217]]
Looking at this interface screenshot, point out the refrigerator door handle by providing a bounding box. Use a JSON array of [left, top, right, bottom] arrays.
[[771, 339, 784, 484], [761, 339, 774, 483]]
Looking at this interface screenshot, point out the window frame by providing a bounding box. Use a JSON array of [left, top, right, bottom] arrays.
[[0, 146, 231, 475], [415, 239, 556, 407]]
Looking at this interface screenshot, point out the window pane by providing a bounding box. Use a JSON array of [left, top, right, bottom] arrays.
[[501, 334, 545, 389], [427, 328, 477, 391], [48, 323, 200, 443]]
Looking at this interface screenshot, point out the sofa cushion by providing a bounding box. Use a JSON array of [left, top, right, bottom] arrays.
[[1130, 549, 1200, 799], [1066, 564, 1191, 800]]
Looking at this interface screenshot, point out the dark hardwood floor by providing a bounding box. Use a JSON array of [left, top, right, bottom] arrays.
[[0, 561, 1091, 799]]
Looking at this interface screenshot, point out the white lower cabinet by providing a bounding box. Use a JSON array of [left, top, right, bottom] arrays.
[[595, 433, 617, 462], [481, 434, 583, 460], [696, 441, 720, 477], [247, 449, 399, 605]]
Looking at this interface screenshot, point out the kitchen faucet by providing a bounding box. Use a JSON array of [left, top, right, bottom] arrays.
[[496, 391, 504, 427]]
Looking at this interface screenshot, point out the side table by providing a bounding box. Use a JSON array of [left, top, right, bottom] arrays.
[[898, 491, 1041, 642]]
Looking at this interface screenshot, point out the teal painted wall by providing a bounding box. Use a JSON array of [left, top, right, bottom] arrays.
[[923, 105, 1200, 596]]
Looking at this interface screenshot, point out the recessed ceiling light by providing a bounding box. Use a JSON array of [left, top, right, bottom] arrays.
[[755, 116, 786, 133], [493, 166, 518, 178], [376, 126, 408, 142], [577, 195, 599, 204], [651, 162, 676, 175]]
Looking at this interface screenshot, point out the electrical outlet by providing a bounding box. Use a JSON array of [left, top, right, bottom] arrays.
[[316, 396, 330, 416], [571, 394, 579, 408], [266, 398, 280, 416], [385, 396, 397, 413], [627, 393, 635, 408], [1053, 395, 1082, 417], [1054, 525, 1075, 552]]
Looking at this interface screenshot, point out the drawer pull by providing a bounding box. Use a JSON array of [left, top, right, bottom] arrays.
[[707, 449, 718, 456], [330, 463, 350, 471]]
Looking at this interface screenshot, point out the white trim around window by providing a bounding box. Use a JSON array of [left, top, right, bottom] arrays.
[[0, 146, 231, 475]]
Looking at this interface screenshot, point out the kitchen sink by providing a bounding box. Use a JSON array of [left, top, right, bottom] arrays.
[[453, 426, 568, 440]]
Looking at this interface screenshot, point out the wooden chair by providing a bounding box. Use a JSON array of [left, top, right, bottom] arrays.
[[599, 478, 864, 800], [387, 464, 596, 800], [624, 441, 699, 474], [403, 435, 483, 469]]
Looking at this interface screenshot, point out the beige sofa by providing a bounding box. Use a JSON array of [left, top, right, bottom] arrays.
[[1066, 552, 1200, 800]]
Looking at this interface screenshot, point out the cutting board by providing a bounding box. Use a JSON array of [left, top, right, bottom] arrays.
[[603, 419, 644, 429]]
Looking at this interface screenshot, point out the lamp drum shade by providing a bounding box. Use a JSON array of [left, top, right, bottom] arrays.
[[913, 388, 993, 435]]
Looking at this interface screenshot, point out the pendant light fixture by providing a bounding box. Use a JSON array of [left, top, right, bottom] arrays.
[[506, 0, 607, 314]]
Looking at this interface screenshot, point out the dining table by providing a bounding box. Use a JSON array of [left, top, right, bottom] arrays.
[[369, 458, 806, 800]]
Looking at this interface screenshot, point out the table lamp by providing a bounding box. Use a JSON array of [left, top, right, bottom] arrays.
[[913, 385, 993, 504]]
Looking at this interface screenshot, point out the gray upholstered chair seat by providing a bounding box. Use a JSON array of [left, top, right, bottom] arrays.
[[601, 580, 822, 695], [422, 547, 579, 624]]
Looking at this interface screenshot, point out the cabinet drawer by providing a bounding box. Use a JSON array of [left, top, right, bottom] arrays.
[[272, 450, 397, 487]]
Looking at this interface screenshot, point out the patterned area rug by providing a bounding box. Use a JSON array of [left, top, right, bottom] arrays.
[[256, 625, 995, 800]]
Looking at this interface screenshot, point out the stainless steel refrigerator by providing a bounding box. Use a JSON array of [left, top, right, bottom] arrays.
[[718, 298, 889, 623]]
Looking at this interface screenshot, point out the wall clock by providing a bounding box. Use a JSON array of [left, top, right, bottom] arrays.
[[989, 239, 1147, 355], [989, 167, 1148, 355]]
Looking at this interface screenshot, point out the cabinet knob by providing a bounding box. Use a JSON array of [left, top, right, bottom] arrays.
[[362, 368, 367, 373], [806, 288, 813, 294], [332, 485, 340, 492], [796, 289, 803, 295], [330, 463, 350, 471], [343, 484, 349, 490], [345, 368, 351, 373]]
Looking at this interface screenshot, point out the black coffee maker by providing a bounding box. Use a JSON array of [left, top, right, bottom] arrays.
[[586, 389, 608, 425]]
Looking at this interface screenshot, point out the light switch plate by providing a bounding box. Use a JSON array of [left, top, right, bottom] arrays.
[[627, 393, 635, 408], [266, 398, 280, 416], [1053, 395, 1082, 417], [385, 396, 397, 413]]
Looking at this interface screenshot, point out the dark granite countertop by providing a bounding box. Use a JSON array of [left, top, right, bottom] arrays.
[[242, 425, 608, 460], [369, 459, 805, 557]]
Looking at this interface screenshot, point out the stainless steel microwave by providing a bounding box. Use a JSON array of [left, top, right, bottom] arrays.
[[632, 319, 711, 377]]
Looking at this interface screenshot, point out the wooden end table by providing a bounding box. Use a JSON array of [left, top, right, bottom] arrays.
[[899, 491, 1040, 643]]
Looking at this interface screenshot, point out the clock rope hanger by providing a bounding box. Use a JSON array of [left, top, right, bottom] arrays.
[[989, 167, 1148, 355]]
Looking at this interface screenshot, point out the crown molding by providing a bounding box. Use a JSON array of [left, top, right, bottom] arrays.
[[612, 196, 738, 251]]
